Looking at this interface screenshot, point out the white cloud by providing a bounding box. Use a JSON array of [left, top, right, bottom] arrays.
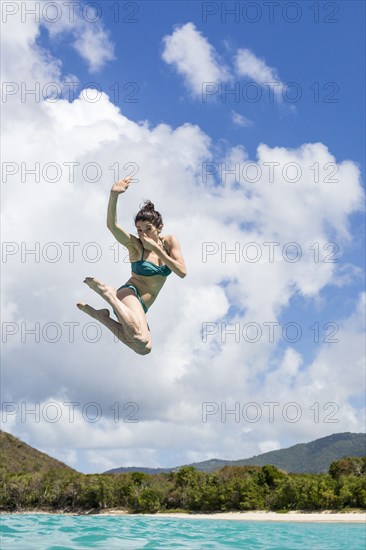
[[231, 110, 254, 127], [43, 0, 115, 73], [161, 23, 292, 112], [162, 22, 231, 97], [1, 13, 365, 473], [13, 0, 116, 74], [235, 48, 285, 103], [71, 24, 115, 73], [258, 440, 281, 454]]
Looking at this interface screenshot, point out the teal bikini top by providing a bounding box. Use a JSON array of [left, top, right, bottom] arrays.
[[131, 239, 172, 277]]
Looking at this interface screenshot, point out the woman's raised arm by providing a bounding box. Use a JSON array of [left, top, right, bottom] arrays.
[[106, 176, 137, 248]]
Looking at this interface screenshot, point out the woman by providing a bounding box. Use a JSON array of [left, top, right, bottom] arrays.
[[77, 175, 187, 355]]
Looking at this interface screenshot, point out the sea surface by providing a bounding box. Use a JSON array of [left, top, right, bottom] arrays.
[[0, 514, 365, 549]]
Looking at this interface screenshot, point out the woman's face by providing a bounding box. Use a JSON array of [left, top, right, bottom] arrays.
[[136, 220, 160, 240]]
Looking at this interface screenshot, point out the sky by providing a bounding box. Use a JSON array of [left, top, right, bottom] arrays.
[[1, 0, 365, 474]]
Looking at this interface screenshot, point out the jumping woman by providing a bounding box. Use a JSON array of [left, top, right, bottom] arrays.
[[77, 175, 187, 355]]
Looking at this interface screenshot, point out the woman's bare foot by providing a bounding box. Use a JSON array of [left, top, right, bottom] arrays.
[[83, 277, 117, 300], [76, 302, 145, 350], [76, 303, 110, 323], [82, 277, 141, 331]]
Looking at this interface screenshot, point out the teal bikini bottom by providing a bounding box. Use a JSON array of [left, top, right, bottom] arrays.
[[113, 284, 149, 320]]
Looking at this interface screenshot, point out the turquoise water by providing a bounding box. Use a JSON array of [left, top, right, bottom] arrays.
[[0, 514, 365, 549]]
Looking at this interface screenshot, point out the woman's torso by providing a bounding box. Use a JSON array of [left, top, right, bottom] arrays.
[[124, 235, 171, 308]]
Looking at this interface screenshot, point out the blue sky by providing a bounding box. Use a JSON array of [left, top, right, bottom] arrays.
[[38, 0, 365, 175], [2, 0, 365, 473], [39, 0, 365, 162]]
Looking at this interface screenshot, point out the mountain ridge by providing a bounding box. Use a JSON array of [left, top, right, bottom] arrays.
[[104, 432, 366, 475], [1, 430, 364, 476]]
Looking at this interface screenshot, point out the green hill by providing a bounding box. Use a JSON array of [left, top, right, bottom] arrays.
[[1, 430, 364, 477], [0, 431, 78, 475], [105, 432, 366, 475]]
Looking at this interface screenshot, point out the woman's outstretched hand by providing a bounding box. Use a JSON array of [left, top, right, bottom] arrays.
[[111, 175, 133, 194]]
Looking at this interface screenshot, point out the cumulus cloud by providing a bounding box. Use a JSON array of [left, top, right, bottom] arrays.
[[162, 22, 231, 97], [1, 11, 365, 473]]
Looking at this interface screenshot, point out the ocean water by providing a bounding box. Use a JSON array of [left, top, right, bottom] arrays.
[[0, 514, 365, 549]]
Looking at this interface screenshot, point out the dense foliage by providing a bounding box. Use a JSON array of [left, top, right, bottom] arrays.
[[0, 458, 365, 513]]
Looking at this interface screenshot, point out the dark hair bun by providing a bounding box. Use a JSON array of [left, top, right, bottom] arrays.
[[143, 200, 155, 211], [134, 199, 163, 229]]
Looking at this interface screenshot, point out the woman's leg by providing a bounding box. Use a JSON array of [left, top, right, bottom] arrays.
[[76, 304, 151, 354], [77, 277, 152, 354]]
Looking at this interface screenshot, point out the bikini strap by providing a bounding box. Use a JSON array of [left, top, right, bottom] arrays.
[[138, 238, 144, 261], [160, 238, 170, 256]]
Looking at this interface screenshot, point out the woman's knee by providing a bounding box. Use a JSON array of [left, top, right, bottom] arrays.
[[138, 344, 152, 355], [136, 334, 152, 355]]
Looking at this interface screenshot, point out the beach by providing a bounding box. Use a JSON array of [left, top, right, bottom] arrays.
[[100, 510, 366, 523], [0, 508, 366, 523], [2, 509, 365, 522]]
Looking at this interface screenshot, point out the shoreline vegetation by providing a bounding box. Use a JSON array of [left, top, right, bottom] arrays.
[[1, 458, 365, 518]]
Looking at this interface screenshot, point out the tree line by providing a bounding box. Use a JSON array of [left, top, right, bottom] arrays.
[[0, 457, 365, 513]]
